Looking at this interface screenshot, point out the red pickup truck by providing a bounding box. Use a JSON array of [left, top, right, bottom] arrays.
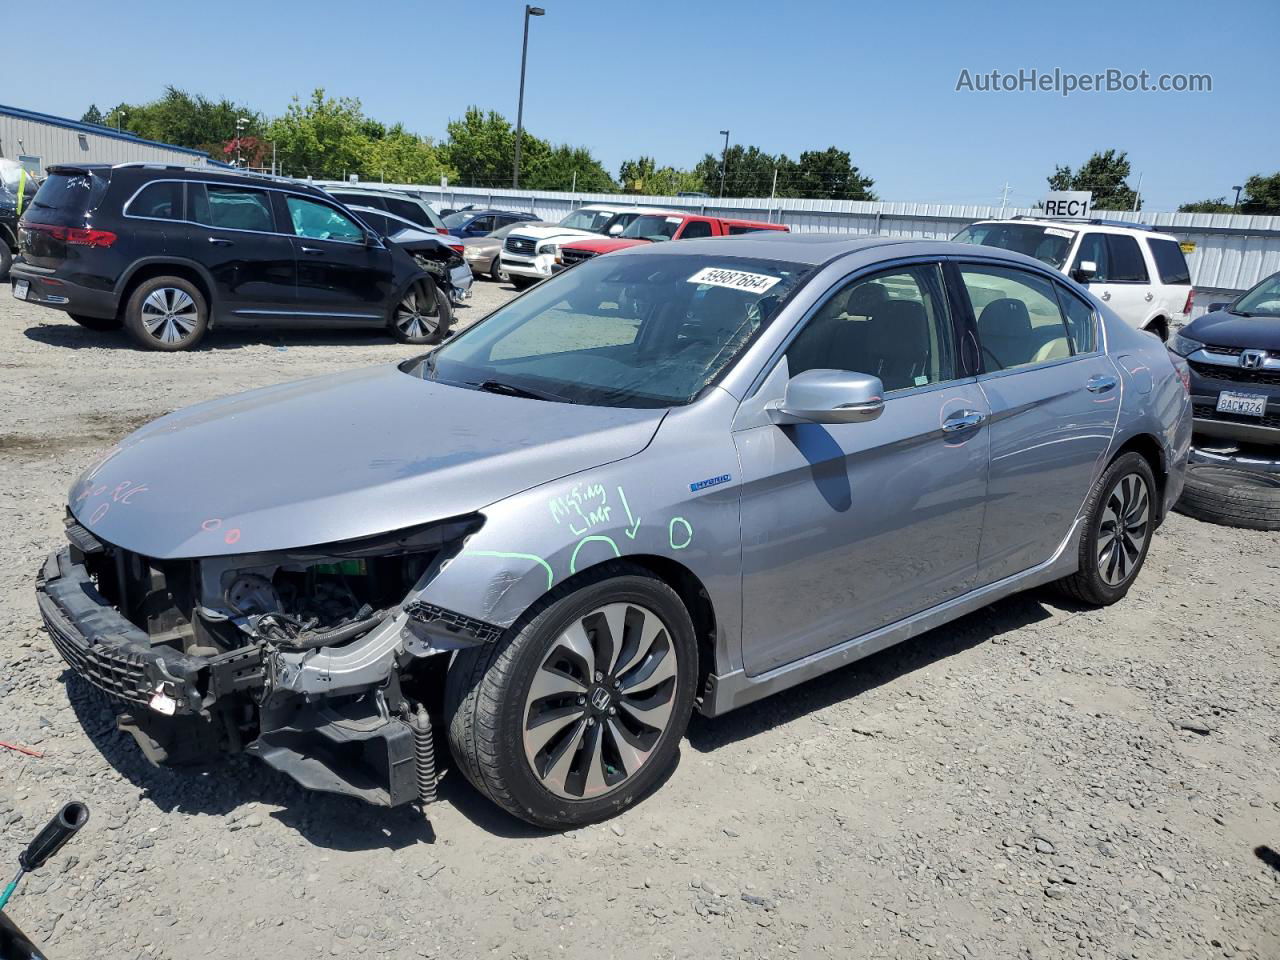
[[556, 212, 787, 269]]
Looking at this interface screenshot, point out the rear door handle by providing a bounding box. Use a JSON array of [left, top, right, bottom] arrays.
[[300, 246, 325, 255], [942, 410, 986, 433], [208, 237, 234, 246], [1086, 374, 1118, 393]]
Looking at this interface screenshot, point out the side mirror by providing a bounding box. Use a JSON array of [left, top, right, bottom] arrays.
[[767, 369, 885, 425], [364, 230, 380, 246], [1207, 301, 1230, 313], [1072, 260, 1097, 284], [607, 223, 624, 236]]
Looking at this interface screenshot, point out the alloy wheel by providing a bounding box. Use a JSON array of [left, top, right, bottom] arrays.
[[522, 602, 679, 800], [141, 288, 199, 345], [1096, 472, 1150, 586], [395, 283, 441, 340]]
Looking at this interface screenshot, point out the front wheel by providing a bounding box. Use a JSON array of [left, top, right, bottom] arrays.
[[1055, 451, 1158, 606], [391, 277, 451, 344], [445, 564, 698, 829], [490, 262, 510, 284]]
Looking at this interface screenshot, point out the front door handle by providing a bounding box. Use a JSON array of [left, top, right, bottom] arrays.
[[1086, 374, 1118, 393], [1144, 292, 1154, 302], [1100, 290, 1111, 301], [942, 410, 986, 433], [208, 237, 233, 246], [299, 246, 325, 255]]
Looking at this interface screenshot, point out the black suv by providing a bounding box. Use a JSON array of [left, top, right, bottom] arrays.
[[10, 164, 461, 351], [1171, 270, 1280, 446]]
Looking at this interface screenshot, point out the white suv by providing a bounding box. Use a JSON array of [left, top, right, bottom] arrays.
[[954, 218, 1193, 340], [500, 204, 678, 288]]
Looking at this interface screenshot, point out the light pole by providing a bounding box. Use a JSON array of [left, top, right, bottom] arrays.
[[1232, 185, 1244, 212], [235, 117, 250, 167], [718, 130, 730, 198], [513, 5, 546, 190], [116, 111, 126, 133]]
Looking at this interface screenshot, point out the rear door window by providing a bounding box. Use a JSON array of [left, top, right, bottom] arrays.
[[468, 215, 497, 234], [1074, 233, 1110, 281], [961, 265, 1074, 371], [1104, 234, 1149, 283], [1147, 238, 1191, 284], [126, 181, 183, 220], [190, 184, 276, 233]]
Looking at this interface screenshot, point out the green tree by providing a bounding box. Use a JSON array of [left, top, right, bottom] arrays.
[[619, 155, 657, 193], [1178, 197, 1233, 213], [782, 147, 876, 200], [1241, 172, 1280, 214], [527, 144, 615, 192], [267, 90, 371, 179], [80, 105, 104, 126], [1047, 149, 1139, 211], [694, 144, 780, 197], [105, 86, 262, 151], [361, 125, 454, 184], [442, 106, 613, 191], [619, 156, 702, 195]]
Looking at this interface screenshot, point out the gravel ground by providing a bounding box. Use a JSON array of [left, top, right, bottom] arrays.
[[0, 282, 1277, 960]]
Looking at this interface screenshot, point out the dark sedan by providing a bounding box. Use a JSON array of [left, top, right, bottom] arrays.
[[442, 208, 538, 239], [1170, 271, 1280, 446]]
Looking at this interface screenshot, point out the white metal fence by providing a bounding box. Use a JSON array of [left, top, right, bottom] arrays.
[[323, 180, 1280, 312]]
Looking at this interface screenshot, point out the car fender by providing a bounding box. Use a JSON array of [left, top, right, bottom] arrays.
[[114, 256, 219, 303], [409, 391, 746, 672]]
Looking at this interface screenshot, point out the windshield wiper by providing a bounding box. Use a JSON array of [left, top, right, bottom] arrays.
[[471, 379, 565, 402]]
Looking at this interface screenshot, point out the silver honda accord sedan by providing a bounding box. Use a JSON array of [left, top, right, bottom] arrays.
[[38, 234, 1191, 828]]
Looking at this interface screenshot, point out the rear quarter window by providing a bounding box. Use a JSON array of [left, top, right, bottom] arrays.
[[386, 196, 443, 230], [1147, 238, 1191, 285], [125, 181, 183, 220]]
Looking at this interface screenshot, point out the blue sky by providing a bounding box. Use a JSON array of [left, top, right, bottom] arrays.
[[8, 0, 1277, 209]]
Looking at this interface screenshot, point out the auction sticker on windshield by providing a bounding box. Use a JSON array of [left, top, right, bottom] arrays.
[[688, 267, 781, 294]]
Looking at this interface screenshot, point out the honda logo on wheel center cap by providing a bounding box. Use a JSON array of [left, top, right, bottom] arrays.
[[590, 687, 612, 711]]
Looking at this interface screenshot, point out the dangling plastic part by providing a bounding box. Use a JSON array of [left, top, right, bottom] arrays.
[[410, 705, 437, 805]]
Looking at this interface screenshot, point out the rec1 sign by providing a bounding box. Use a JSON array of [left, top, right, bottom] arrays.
[[1042, 191, 1092, 219]]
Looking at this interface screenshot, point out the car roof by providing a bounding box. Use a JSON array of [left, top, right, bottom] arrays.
[[454, 208, 533, 217], [971, 217, 1180, 241], [608, 232, 1077, 272], [327, 186, 425, 201]]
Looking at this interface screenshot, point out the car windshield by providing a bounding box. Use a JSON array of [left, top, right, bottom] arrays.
[[953, 222, 1076, 269], [1232, 273, 1280, 317], [0, 160, 28, 194], [407, 253, 812, 408], [558, 209, 616, 233], [442, 211, 475, 229], [620, 215, 681, 242]]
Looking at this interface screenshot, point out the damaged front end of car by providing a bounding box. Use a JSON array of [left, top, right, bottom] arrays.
[[38, 512, 497, 808]]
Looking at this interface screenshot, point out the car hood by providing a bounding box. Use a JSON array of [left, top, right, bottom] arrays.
[[510, 224, 599, 243], [565, 238, 646, 254], [462, 236, 500, 254], [69, 364, 665, 559], [1184, 310, 1280, 351]]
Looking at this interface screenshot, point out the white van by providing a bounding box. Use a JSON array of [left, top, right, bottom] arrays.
[[954, 218, 1193, 340]]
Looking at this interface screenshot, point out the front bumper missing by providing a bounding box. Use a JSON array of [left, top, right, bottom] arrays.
[[36, 547, 466, 809]]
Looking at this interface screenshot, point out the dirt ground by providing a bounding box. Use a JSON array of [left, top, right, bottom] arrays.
[[0, 283, 1276, 960]]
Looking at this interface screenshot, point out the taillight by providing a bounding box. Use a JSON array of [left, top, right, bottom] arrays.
[[449, 244, 464, 254], [23, 222, 117, 248], [436, 227, 449, 236], [1182, 289, 1194, 316]]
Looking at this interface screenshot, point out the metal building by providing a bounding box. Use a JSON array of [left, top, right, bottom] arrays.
[[0, 103, 213, 175]]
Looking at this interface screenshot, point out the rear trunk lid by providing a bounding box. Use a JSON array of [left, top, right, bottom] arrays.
[[18, 166, 113, 268]]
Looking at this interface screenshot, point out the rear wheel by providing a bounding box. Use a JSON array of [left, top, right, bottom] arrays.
[[445, 564, 698, 829], [69, 313, 122, 331], [1056, 452, 1157, 606], [391, 277, 451, 344], [123, 277, 208, 351]]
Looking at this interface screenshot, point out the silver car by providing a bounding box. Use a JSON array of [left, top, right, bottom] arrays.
[[38, 235, 1191, 828]]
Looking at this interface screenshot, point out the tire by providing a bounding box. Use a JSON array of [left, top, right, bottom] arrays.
[[69, 312, 122, 331], [1173, 464, 1280, 531], [490, 262, 510, 284], [123, 276, 208, 351], [1055, 451, 1158, 606], [445, 562, 698, 829], [510, 275, 536, 291], [390, 277, 451, 345], [0, 245, 11, 282]]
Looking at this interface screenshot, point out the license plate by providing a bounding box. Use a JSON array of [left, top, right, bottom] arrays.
[[1216, 391, 1268, 417], [12, 279, 28, 300]]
